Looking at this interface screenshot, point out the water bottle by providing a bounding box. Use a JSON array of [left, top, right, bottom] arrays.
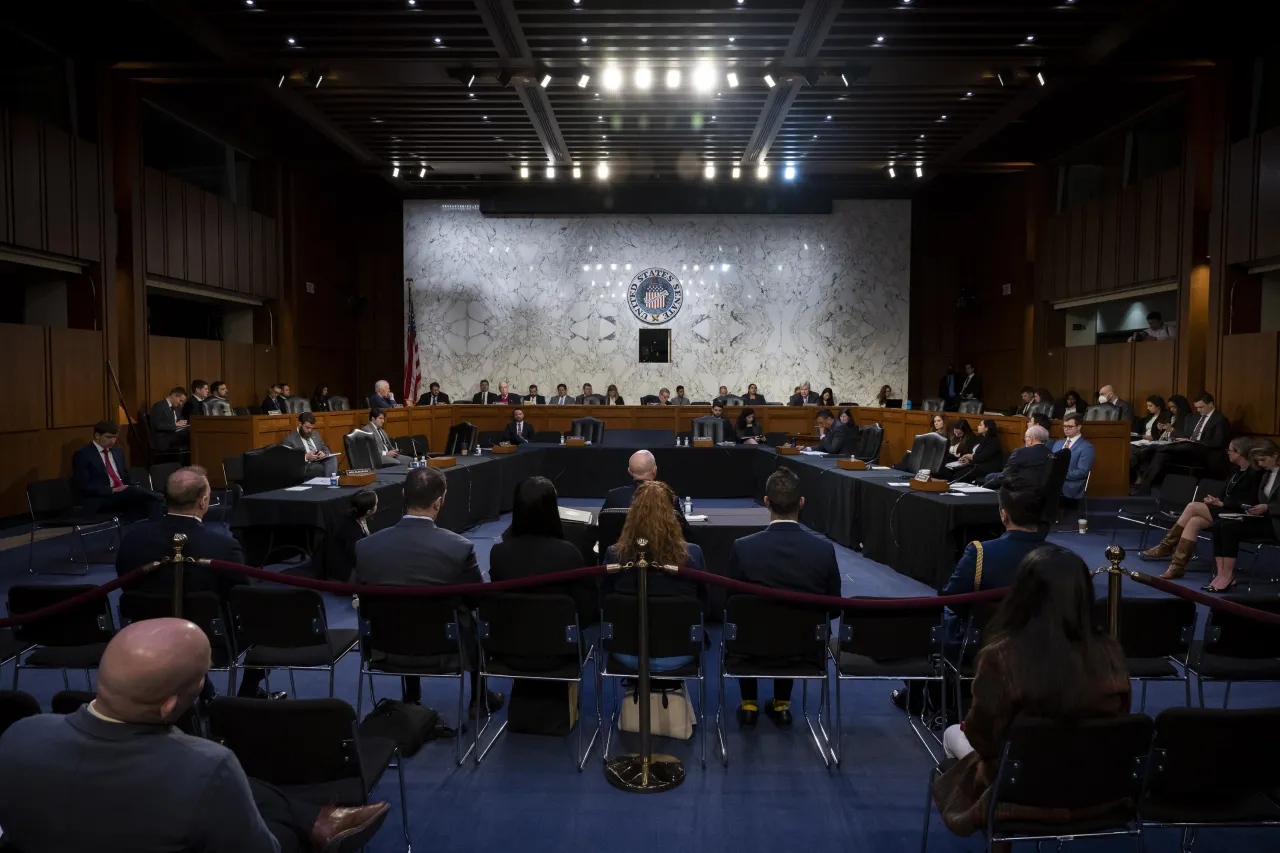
[[684, 496, 693, 516], [904, 399, 913, 410], [329, 472, 338, 488], [675, 434, 682, 446], [560, 434, 565, 445]]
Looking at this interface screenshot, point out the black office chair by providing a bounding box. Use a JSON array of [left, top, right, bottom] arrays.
[[958, 400, 983, 414], [1039, 448, 1073, 527], [533, 430, 562, 443], [908, 432, 948, 475], [343, 430, 380, 470], [7, 584, 116, 692], [139, 412, 185, 465], [921, 398, 945, 412], [855, 424, 884, 464], [1113, 473, 1202, 550], [327, 395, 350, 411], [571, 417, 604, 443], [691, 416, 724, 443], [639, 395, 660, 405], [407, 433, 431, 456], [234, 406, 252, 416], [596, 508, 629, 555], [445, 422, 478, 454], [0, 690, 41, 738], [25, 478, 122, 574], [478, 430, 505, 448], [149, 462, 182, 497], [229, 587, 359, 699], [1085, 403, 1120, 421], [206, 399, 234, 416], [285, 396, 311, 414], [1186, 596, 1280, 708], [119, 591, 238, 694], [240, 445, 306, 494], [1092, 597, 1196, 710], [581, 394, 607, 405], [1027, 401, 1054, 417], [722, 395, 744, 406]]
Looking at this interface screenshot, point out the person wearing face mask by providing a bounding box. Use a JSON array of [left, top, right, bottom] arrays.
[[1095, 385, 1134, 424]]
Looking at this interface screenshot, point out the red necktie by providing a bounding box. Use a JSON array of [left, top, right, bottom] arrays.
[[102, 448, 124, 489]]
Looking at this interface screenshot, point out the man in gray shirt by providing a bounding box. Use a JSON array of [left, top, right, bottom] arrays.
[[671, 385, 691, 405], [0, 618, 388, 853]]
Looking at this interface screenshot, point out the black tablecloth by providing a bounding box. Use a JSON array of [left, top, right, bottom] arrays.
[[770, 455, 903, 548], [538, 444, 765, 498], [858, 480, 1002, 587]]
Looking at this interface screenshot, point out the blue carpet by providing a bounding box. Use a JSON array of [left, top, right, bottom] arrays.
[[3, 505, 1279, 852]]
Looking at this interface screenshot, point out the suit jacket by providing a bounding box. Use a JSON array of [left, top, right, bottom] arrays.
[[417, 391, 451, 405], [368, 393, 398, 410], [940, 529, 1048, 647], [789, 393, 820, 406], [966, 436, 1004, 476], [1257, 468, 1280, 540], [1112, 397, 1135, 425], [1220, 466, 1263, 511], [957, 373, 982, 400], [503, 420, 533, 444], [1051, 437, 1095, 499], [494, 394, 519, 405], [149, 399, 182, 434], [671, 395, 691, 406], [741, 393, 766, 405], [72, 443, 135, 501], [359, 421, 400, 464], [1185, 409, 1230, 450], [181, 396, 209, 420], [261, 395, 286, 415], [472, 390, 496, 404], [355, 516, 481, 589], [818, 420, 856, 455], [548, 394, 574, 405], [601, 480, 691, 533], [0, 709, 281, 853], [490, 534, 593, 627], [938, 373, 960, 399], [116, 514, 245, 599], [332, 517, 370, 583], [727, 522, 840, 600], [281, 427, 332, 457], [522, 395, 546, 405], [603, 542, 705, 600], [1000, 443, 1053, 483]]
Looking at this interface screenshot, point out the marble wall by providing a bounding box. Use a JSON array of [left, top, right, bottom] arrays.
[[403, 200, 910, 405]]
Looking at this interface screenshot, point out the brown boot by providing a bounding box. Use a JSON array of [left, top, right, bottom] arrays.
[[1158, 539, 1197, 580], [1143, 524, 1184, 559], [310, 803, 390, 853]]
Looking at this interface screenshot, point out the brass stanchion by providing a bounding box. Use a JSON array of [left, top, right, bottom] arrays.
[[170, 533, 189, 619], [1098, 544, 1125, 640], [604, 539, 686, 793]]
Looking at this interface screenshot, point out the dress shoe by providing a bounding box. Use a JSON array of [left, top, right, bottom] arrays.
[[468, 689, 505, 720], [309, 802, 389, 853], [246, 688, 288, 701], [737, 705, 758, 728], [1201, 578, 1237, 594], [765, 701, 792, 729], [890, 688, 908, 711]]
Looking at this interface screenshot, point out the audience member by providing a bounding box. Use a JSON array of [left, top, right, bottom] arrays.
[[523, 384, 545, 405], [114, 466, 273, 699], [281, 412, 337, 478], [605, 384, 625, 405], [280, 383, 293, 399], [71, 420, 164, 521], [816, 408, 855, 455], [1128, 310, 1176, 341], [472, 379, 495, 405], [1136, 392, 1229, 494], [354, 467, 503, 715], [938, 365, 961, 406], [368, 379, 399, 410], [309, 383, 332, 412], [503, 408, 532, 444], [945, 418, 1004, 482], [262, 384, 286, 414], [957, 363, 982, 403], [1097, 385, 1134, 423], [1132, 394, 1192, 488], [209, 380, 230, 404], [931, 412, 948, 438], [549, 383, 573, 405], [491, 476, 592, 629], [789, 382, 820, 406], [494, 381, 517, 405], [983, 425, 1051, 487], [709, 402, 739, 442], [1134, 395, 1166, 439], [1052, 414, 1095, 505], [1161, 394, 1192, 437], [728, 468, 839, 729], [1029, 411, 1053, 433], [876, 384, 893, 407], [0, 618, 389, 853], [151, 386, 190, 449], [334, 488, 377, 583], [946, 419, 976, 463], [932, 547, 1130, 838], [1032, 388, 1058, 418], [1060, 389, 1085, 419], [418, 381, 450, 405], [1143, 437, 1261, 579], [182, 380, 211, 420], [742, 383, 766, 404], [736, 408, 764, 444], [672, 386, 691, 406], [362, 408, 408, 467], [575, 383, 595, 404], [1202, 439, 1280, 592], [1013, 386, 1036, 417], [819, 388, 836, 408]]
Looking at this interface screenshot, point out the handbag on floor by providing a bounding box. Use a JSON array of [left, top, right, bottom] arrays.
[[507, 680, 579, 736], [619, 683, 694, 740], [358, 699, 455, 755]]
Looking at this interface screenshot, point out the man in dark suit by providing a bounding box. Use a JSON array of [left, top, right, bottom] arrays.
[[367, 379, 399, 410], [1012, 386, 1036, 417], [261, 383, 287, 414], [471, 379, 495, 405], [548, 383, 573, 405], [789, 381, 820, 406], [114, 465, 274, 699], [815, 408, 855, 455], [712, 385, 731, 407], [354, 467, 503, 716], [601, 449, 690, 531], [281, 411, 338, 478], [71, 420, 163, 521], [503, 408, 532, 444], [1097, 384, 1135, 424], [708, 402, 739, 443], [181, 380, 211, 420], [983, 425, 1052, 487], [150, 386, 190, 450], [576, 383, 595, 404], [728, 468, 839, 729], [492, 381, 517, 405], [360, 409, 408, 467], [1139, 392, 1231, 494], [416, 381, 450, 405], [522, 384, 546, 405], [938, 365, 961, 409], [957, 363, 982, 403], [0, 618, 389, 853]]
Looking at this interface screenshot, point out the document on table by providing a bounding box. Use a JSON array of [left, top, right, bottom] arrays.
[[951, 483, 993, 494], [304, 477, 334, 485], [944, 460, 964, 469], [871, 465, 892, 470], [888, 482, 912, 487], [799, 449, 825, 456], [686, 514, 709, 522], [284, 486, 311, 492]]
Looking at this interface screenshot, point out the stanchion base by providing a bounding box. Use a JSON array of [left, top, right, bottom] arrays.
[[605, 753, 685, 792]]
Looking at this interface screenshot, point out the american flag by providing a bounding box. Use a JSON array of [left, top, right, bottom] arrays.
[[404, 279, 421, 402], [644, 280, 667, 310]]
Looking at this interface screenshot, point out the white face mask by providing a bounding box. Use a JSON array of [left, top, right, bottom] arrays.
[[1098, 394, 1109, 404]]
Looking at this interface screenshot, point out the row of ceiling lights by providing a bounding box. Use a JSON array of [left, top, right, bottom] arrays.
[[390, 162, 800, 181]]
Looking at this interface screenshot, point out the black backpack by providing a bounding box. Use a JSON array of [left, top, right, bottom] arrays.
[[358, 699, 455, 755]]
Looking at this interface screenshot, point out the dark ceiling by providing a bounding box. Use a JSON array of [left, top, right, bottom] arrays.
[[1, 0, 1234, 195]]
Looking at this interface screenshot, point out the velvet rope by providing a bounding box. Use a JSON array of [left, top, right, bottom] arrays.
[[1126, 570, 1280, 626], [0, 568, 153, 629], [677, 568, 1009, 609]]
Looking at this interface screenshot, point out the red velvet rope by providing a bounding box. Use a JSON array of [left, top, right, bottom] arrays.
[[204, 560, 609, 597], [1126, 571, 1280, 625], [678, 567, 1009, 609], [0, 568, 152, 629]]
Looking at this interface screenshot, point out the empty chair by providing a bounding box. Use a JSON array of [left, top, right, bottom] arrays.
[[1038, 448, 1073, 528], [571, 417, 604, 443], [393, 436, 417, 457], [148, 462, 182, 497], [922, 398, 945, 412], [50, 689, 95, 715], [139, 412, 184, 464], [477, 430, 505, 448], [1027, 401, 1054, 417], [1085, 403, 1120, 421], [691, 416, 724, 444], [1093, 597, 1196, 709], [25, 478, 122, 574], [0, 690, 41, 738], [533, 430, 562, 444], [240, 445, 306, 494], [958, 400, 983, 414], [7, 584, 117, 691], [344, 429, 381, 470], [229, 587, 359, 698], [855, 424, 884, 463], [1187, 596, 1280, 708], [722, 395, 743, 405], [581, 394, 607, 405], [407, 433, 430, 455], [234, 406, 252, 416], [445, 422, 478, 455], [639, 395, 660, 405], [1114, 473, 1200, 551], [327, 395, 350, 411], [284, 396, 311, 414], [205, 398, 233, 416], [596, 508, 629, 554], [902, 432, 948, 476]]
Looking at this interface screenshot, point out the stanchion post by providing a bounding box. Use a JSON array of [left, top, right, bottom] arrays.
[[1103, 544, 1125, 640], [171, 533, 188, 619]]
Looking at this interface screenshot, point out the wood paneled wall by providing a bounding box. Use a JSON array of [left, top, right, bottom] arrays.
[[1042, 339, 1177, 410], [144, 336, 278, 411], [1218, 332, 1279, 435], [142, 167, 278, 298]]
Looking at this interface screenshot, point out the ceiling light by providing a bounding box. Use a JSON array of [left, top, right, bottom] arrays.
[[391, 167, 400, 177], [1037, 72, 1046, 86], [704, 164, 716, 179], [546, 166, 556, 179], [1025, 34, 1035, 42], [939, 114, 947, 120], [826, 114, 832, 120], [965, 91, 973, 97], [726, 72, 738, 88], [783, 164, 796, 181], [468, 74, 476, 87], [469, 92, 475, 98], [693, 63, 715, 92], [919, 134, 925, 139], [314, 74, 323, 88], [731, 166, 740, 179], [581, 36, 588, 43], [666, 69, 681, 89], [519, 165, 529, 178], [419, 167, 427, 178], [841, 73, 849, 87], [737, 0, 744, 4], [603, 66, 622, 90], [756, 163, 768, 180], [572, 166, 581, 178], [578, 74, 590, 87], [916, 166, 924, 178], [574, 0, 581, 4], [408, 0, 416, 5], [876, 35, 885, 43], [634, 67, 652, 89], [888, 166, 896, 178], [434, 37, 442, 44], [729, 36, 735, 42], [763, 74, 776, 88], [540, 74, 552, 88], [286, 36, 296, 45], [597, 162, 610, 180], [278, 74, 285, 87], [244, 0, 254, 5]]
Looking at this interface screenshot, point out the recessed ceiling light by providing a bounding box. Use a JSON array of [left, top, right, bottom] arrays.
[[693, 63, 715, 92], [434, 37, 442, 44], [469, 92, 475, 98], [540, 74, 552, 88], [666, 69, 682, 89], [1025, 34, 1035, 42], [965, 91, 973, 98], [812, 134, 818, 139], [757, 163, 768, 180], [826, 114, 832, 120], [482, 115, 488, 120], [244, 0, 254, 6], [597, 162, 609, 180], [784, 164, 796, 180], [876, 35, 885, 43], [391, 167, 399, 177], [603, 66, 622, 90], [1037, 72, 1046, 86], [940, 114, 947, 120], [888, 166, 896, 178], [578, 74, 590, 87], [519, 165, 529, 178], [286, 36, 296, 45], [916, 166, 924, 178], [704, 164, 716, 180], [729, 36, 735, 42], [408, 0, 416, 5], [763, 74, 776, 88], [726, 72, 738, 88], [919, 134, 925, 139], [581, 36, 588, 43], [546, 166, 556, 179], [731, 166, 740, 179], [572, 166, 581, 178], [634, 67, 652, 89]]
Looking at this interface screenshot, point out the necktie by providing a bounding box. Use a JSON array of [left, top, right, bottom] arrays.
[[304, 435, 315, 454], [102, 448, 124, 489], [517, 423, 523, 438], [1191, 414, 1206, 441], [1265, 470, 1278, 502]]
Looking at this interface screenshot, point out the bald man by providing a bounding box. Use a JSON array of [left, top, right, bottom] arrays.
[[0, 619, 388, 853], [600, 449, 690, 530]]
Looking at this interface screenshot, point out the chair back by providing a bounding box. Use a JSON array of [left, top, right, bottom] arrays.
[[207, 697, 363, 787], [597, 507, 629, 553], [1085, 403, 1119, 421], [139, 412, 161, 451], [445, 422, 477, 454], [839, 603, 944, 660], [50, 690, 95, 715], [222, 454, 245, 487], [922, 398, 944, 412], [7, 585, 115, 648], [571, 417, 604, 443], [582, 394, 607, 405], [230, 587, 329, 649], [723, 595, 828, 664], [0, 690, 41, 738], [149, 462, 182, 496], [27, 478, 74, 521], [478, 430, 505, 448], [691, 416, 724, 443], [958, 400, 984, 414], [856, 423, 884, 462], [1156, 474, 1199, 511], [358, 595, 462, 658], [1092, 598, 1195, 660], [394, 436, 417, 456], [1027, 401, 1054, 417], [234, 406, 252, 416], [119, 591, 233, 664], [1149, 707, 1280, 801], [640, 395, 660, 405], [764, 431, 789, 446], [1039, 448, 1073, 523], [206, 399, 233, 417], [993, 715, 1152, 815], [904, 432, 948, 475], [601, 593, 701, 660], [285, 396, 311, 414], [408, 433, 430, 455], [1202, 597, 1280, 660], [128, 467, 151, 490], [533, 430, 561, 443], [343, 429, 380, 470], [241, 444, 306, 494], [327, 395, 350, 411], [723, 395, 743, 406], [477, 594, 579, 660], [1195, 478, 1226, 500]]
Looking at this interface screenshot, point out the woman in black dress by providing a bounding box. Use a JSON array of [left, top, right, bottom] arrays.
[[333, 488, 377, 580], [945, 419, 1004, 482], [310, 383, 332, 412], [736, 408, 764, 444]]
